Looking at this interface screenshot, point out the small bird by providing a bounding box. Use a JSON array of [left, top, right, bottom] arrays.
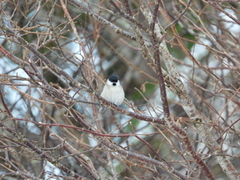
[[100, 76, 125, 106]]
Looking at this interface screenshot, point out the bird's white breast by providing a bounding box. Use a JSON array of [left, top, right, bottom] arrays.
[[101, 85, 124, 106]]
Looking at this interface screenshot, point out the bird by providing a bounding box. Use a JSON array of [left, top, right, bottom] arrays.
[[100, 76, 125, 106]]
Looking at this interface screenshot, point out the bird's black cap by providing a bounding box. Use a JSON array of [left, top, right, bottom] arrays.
[[108, 76, 118, 82]]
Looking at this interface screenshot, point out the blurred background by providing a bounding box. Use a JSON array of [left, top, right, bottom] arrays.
[[0, 0, 240, 179]]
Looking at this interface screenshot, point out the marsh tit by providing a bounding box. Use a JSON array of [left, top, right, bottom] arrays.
[[100, 76, 125, 106]]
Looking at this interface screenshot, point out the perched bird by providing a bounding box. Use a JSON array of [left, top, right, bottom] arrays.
[[100, 76, 125, 106]]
